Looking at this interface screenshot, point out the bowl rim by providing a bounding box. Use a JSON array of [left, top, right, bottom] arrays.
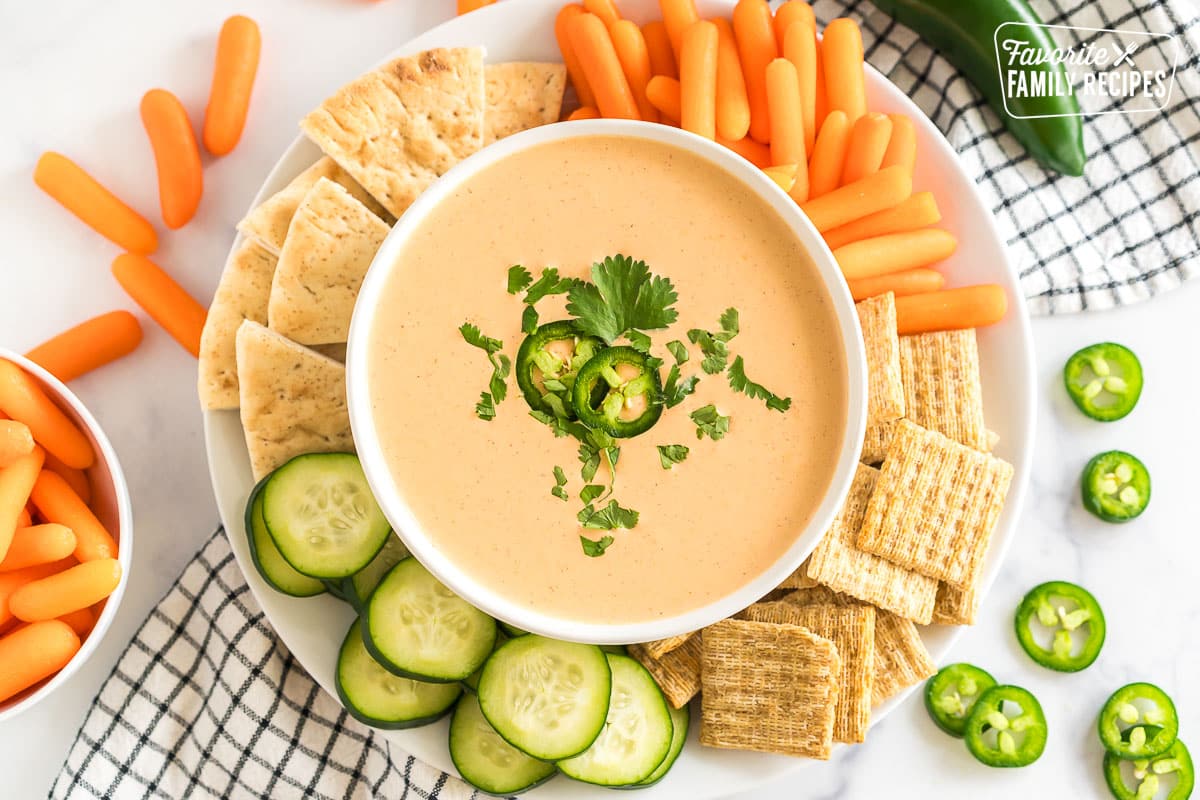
[[346, 119, 868, 644], [0, 348, 134, 721]]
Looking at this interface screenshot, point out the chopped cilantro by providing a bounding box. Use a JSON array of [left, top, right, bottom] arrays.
[[507, 265, 533, 294], [461, 323, 508, 415], [474, 392, 495, 421], [580, 484, 606, 504], [459, 323, 502, 354], [687, 329, 729, 374], [666, 340, 689, 365], [626, 329, 652, 354], [578, 499, 640, 530], [727, 356, 792, 412], [521, 304, 539, 334], [718, 307, 740, 340], [566, 255, 678, 343], [657, 444, 690, 469], [524, 267, 580, 305], [691, 404, 731, 440], [662, 366, 699, 408], [551, 466, 568, 501], [488, 353, 510, 402], [580, 535, 614, 557], [578, 443, 601, 482]]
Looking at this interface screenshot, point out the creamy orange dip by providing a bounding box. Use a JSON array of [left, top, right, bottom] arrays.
[[366, 134, 847, 626]]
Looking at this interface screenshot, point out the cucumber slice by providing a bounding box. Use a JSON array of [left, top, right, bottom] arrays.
[[636, 703, 689, 787], [478, 636, 611, 761], [365, 558, 496, 682], [348, 533, 409, 608], [449, 693, 557, 796], [335, 619, 461, 729], [463, 631, 509, 693], [500, 622, 529, 638], [599, 644, 628, 655], [558, 654, 674, 786], [244, 477, 324, 597], [323, 578, 353, 602], [261, 453, 390, 579]]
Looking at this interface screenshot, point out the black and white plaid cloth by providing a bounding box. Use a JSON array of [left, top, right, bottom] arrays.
[[51, 2, 1200, 798]]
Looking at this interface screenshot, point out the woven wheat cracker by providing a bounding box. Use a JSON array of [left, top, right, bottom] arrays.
[[806, 463, 938, 623], [628, 633, 703, 710], [640, 632, 694, 660], [700, 619, 840, 759], [857, 293, 905, 463], [871, 610, 936, 705], [898, 329, 988, 451], [857, 420, 1013, 588], [932, 580, 982, 626], [776, 558, 819, 590], [741, 603, 876, 744]]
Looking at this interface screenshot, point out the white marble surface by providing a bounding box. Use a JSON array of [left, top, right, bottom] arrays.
[[0, 1, 1196, 798]]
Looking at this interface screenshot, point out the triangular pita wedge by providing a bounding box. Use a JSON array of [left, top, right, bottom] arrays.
[[236, 320, 353, 480], [198, 240, 278, 410], [484, 62, 567, 144], [237, 157, 391, 255], [300, 47, 485, 219], [267, 177, 389, 345]]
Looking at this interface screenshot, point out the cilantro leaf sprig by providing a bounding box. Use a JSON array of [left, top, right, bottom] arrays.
[[688, 308, 739, 374], [727, 356, 792, 412], [657, 444, 690, 469], [691, 404, 731, 440], [578, 499, 640, 531], [524, 267, 581, 305], [460, 323, 510, 419], [507, 265, 533, 295], [580, 535, 614, 557], [662, 367, 699, 408], [567, 255, 678, 343]]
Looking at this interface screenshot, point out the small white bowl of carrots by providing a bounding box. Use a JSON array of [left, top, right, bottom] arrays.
[[0, 349, 132, 722]]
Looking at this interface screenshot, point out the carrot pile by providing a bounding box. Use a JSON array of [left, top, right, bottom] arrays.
[[554, 0, 1007, 334], [0, 358, 122, 705], [30, 15, 262, 368]]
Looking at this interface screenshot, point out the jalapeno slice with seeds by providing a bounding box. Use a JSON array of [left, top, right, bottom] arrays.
[[571, 346, 663, 438], [925, 663, 997, 737], [1014, 581, 1105, 672], [515, 320, 606, 419], [1082, 451, 1151, 523], [963, 685, 1047, 768], [1099, 683, 1179, 760], [1104, 738, 1194, 800], [1063, 342, 1143, 421]]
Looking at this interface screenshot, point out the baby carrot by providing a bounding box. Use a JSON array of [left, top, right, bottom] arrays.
[[807, 110, 850, 199], [813, 28, 827, 130], [822, 18, 866, 124], [141, 89, 203, 230], [774, 1, 815, 43], [0, 421, 33, 469], [457, 0, 497, 12], [17, 508, 31, 529], [680, 21, 719, 140], [895, 285, 1009, 335], [57, 606, 95, 637], [0, 363, 92, 470], [611, 21, 659, 123], [763, 164, 799, 193], [834, 229, 957, 280], [782, 21, 817, 154], [10, 558, 121, 622], [0, 561, 66, 628], [718, 134, 772, 168], [556, 5, 598, 109], [799, 164, 912, 232], [660, 0, 701, 62], [732, 0, 777, 144], [111, 253, 207, 358], [0, 447, 45, 563], [25, 311, 143, 384], [583, 0, 621, 27], [0, 525, 76, 573], [32, 153, 157, 256], [569, 12, 641, 120], [567, 105, 601, 120], [712, 19, 751, 142], [646, 75, 682, 123], [43, 451, 91, 506], [642, 21, 678, 79], [765, 59, 803, 168], [846, 268, 946, 302], [881, 113, 917, 177], [0, 620, 80, 703], [841, 112, 893, 185], [29, 470, 116, 563], [203, 15, 261, 157], [823, 191, 941, 250]]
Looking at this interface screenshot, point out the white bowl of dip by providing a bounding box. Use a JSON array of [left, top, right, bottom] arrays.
[[347, 120, 866, 645]]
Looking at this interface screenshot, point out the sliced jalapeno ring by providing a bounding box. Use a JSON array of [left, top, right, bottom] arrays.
[[1014, 581, 1105, 672], [1098, 683, 1180, 760], [570, 346, 663, 438], [1082, 451, 1151, 523], [924, 663, 997, 737], [1104, 738, 1194, 800], [963, 685, 1047, 768], [515, 320, 606, 419], [1063, 342, 1143, 421]]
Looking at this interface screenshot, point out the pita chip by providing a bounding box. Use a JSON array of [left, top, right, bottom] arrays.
[[484, 62, 567, 144]]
